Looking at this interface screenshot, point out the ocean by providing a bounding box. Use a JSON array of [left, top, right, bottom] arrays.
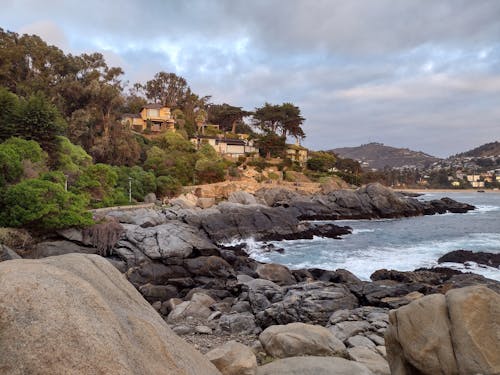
[[247, 191, 500, 281]]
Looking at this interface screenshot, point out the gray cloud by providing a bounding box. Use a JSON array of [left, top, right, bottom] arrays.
[[1, 0, 499, 157]]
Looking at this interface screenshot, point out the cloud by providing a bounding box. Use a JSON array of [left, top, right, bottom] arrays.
[[1, 0, 499, 157]]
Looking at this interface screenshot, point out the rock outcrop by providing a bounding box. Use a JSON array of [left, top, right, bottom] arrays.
[[0, 254, 221, 375], [438, 249, 500, 268], [385, 285, 500, 375]]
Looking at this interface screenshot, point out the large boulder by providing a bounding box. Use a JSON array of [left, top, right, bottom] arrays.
[[259, 322, 346, 358], [255, 263, 296, 286], [122, 221, 217, 259], [347, 347, 390, 375], [0, 254, 221, 375], [256, 356, 373, 375], [385, 285, 500, 375], [254, 282, 358, 327], [228, 191, 258, 205], [206, 341, 257, 375]]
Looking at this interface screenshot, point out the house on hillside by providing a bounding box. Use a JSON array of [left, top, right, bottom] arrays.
[[190, 135, 259, 158], [122, 104, 175, 133], [286, 143, 308, 165]]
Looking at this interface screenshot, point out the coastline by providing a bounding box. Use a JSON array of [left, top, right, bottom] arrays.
[[397, 188, 500, 194]]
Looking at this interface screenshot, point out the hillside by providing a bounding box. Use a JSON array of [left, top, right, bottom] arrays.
[[454, 141, 500, 158], [331, 142, 441, 170]]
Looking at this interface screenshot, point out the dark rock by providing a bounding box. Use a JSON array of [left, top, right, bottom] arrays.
[[292, 269, 315, 282], [438, 250, 500, 268], [254, 282, 358, 328], [0, 245, 21, 261], [261, 222, 351, 241], [138, 283, 178, 302], [219, 313, 257, 334], [126, 262, 189, 286], [27, 240, 97, 258], [310, 268, 363, 284], [370, 268, 453, 285], [184, 256, 236, 279]]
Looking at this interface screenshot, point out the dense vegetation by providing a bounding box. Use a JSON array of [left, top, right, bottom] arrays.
[[0, 27, 312, 230]]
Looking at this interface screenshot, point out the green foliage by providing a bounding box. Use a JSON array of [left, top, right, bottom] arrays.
[[0, 87, 20, 140], [156, 175, 182, 197], [116, 166, 156, 201], [248, 157, 271, 173], [195, 158, 226, 184], [73, 163, 128, 207], [0, 178, 93, 230], [307, 151, 336, 172], [257, 133, 286, 158], [16, 92, 67, 152], [155, 131, 195, 153], [55, 136, 92, 176], [253, 102, 305, 139], [0, 137, 47, 186]]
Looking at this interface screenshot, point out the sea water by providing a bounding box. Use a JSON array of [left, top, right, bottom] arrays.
[[248, 192, 500, 281]]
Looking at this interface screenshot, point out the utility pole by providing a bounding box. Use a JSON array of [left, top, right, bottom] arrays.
[[64, 175, 68, 192]]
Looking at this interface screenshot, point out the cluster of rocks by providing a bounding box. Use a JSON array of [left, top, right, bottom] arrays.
[[1, 183, 496, 374]]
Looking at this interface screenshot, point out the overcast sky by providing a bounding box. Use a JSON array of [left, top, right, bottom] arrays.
[[1, 0, 499, 157]]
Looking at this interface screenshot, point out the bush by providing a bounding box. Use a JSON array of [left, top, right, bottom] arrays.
[[116, 166, 156, 201], [195, 158, 226, 184], [0, 178, 93, 230], [73, 164, 128, 208], [156, 175, 181, 197], [0, 137, 47, 186]]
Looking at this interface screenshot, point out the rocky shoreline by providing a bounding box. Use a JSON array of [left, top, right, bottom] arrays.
[[1, 182, 498, 374]]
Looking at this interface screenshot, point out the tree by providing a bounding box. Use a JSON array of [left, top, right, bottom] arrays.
[[16, 92, 67, 155], [257, 133, 286, 159], [144, 72, 189, 107], [253, 102, 305, 140], [0, 87, 20, 140], [307, 151, 336, 172], [208, 103, 251, 133], [0, 178, 93, 230]]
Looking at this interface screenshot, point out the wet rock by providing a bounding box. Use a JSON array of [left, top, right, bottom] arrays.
[[438, 249, 500, 268]]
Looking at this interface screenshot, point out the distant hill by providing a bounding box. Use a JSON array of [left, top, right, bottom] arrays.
[[454, 141, 500, 158], [330, 142, 441, 170]]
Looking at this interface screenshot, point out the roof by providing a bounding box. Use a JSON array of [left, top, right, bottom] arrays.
[[142, 103, 165, 109], [122, 113, 141, 119]]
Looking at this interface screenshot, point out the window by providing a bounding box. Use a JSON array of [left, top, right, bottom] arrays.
[[148, 109, 159, 118]]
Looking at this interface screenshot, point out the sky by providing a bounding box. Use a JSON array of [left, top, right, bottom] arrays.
[[1, 0, 500, 157]]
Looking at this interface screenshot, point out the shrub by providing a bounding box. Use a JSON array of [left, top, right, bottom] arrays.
[[0, 178, 93, 230], [156, 175, 182, 197]]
